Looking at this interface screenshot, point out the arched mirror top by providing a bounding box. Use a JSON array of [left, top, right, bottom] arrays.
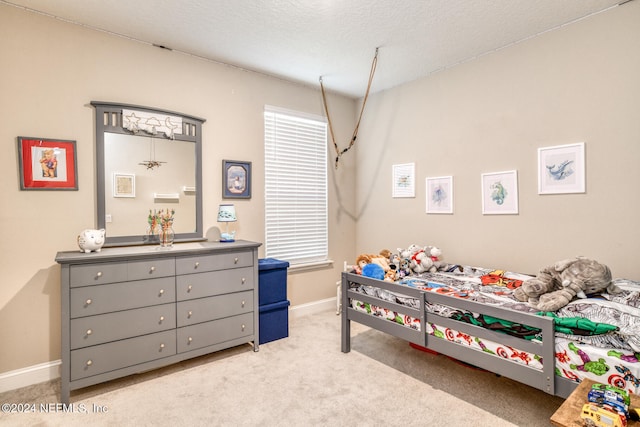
[[92, 101, 205, 246]]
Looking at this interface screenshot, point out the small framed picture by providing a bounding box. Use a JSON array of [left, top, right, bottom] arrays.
[[538, 142, 585, 194], [392, 163, 415, 198], [481, 170, 519, 215], [426, 176, 453, 214], [113, 173, 135, 198], [17, 136, 78, 190], [223, 160, 251, 199]]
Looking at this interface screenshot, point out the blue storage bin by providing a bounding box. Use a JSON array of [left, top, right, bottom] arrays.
[[258, 258, 289, 306], [259, 300, 290, 344]]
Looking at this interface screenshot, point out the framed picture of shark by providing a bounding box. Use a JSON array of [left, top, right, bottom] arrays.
[[538, 142, 585, 194]]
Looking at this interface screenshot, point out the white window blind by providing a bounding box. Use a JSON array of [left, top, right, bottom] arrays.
[[264, 106, 328, 265]]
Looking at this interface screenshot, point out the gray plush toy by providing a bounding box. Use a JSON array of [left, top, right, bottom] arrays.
[[513, 257, 621, 312]]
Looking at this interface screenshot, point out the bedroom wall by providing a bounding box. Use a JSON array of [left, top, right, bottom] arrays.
[[0, 5, 357, 375], [354, 1, 640, 279]]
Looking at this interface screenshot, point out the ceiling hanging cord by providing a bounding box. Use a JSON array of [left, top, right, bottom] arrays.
[[320, 47, 379, 169]]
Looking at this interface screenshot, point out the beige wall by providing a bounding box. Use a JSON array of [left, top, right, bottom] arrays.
[[2, 1, 639, 379], [354, 2, 640, 278], [0, 5, 357, 373]]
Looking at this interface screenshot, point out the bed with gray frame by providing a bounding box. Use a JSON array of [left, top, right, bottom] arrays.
[[341, 271, 640, 398]]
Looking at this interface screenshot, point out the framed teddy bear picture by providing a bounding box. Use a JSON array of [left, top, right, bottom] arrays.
[[17, 136, 78, 190]]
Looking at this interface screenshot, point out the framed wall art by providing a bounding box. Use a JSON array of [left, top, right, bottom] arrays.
[[113, 173, 136, 198], [426, 176, 453, 214], [392, 162, 415, 198], [223, 159, 251, 199], [481, 170, 519, 215], [538, 142, 585, 194], [17, 136, 78, 190]]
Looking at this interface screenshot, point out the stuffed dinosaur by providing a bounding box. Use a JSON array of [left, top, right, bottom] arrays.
[[513, 257, 622, 312]]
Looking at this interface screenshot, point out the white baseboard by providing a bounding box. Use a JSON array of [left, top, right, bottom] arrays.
[[0, 360, 61, 394], [289, 297, 337, 319], [0, 297, 338, 394]]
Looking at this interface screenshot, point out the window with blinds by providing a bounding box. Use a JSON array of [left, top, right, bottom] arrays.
[[264, 106, 328, 266]]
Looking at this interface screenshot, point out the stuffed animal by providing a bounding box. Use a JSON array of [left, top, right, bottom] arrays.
[[361, 263, 385, 280], [409, 247, 434, 273], [425, 246, 450, 272], [513, 257, 622, 312]]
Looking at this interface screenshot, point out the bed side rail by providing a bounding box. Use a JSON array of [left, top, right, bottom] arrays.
[[342, 272, 426, 352], [424, 291, 556, 395]]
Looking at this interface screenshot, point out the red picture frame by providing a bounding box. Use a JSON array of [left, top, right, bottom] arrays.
[[17, 137, 78, 190]]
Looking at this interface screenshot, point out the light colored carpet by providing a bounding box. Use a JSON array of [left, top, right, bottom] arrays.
[[0, 309, 563, 426]]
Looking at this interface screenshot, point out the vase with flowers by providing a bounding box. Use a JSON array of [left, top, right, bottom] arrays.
[[156, 209, 175, 247], [146, 209, 160, 240]]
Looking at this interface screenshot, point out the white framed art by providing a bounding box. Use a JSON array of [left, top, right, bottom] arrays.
[[392, 163, 415, 198], [113, 172, 135, 198], [538, 142, 585, 194], [481, 170, 518, 215], [426, 176, 453, 214]]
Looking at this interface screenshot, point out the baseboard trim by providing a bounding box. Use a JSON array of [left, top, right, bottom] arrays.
[[0, 360, 61, 394], [289, 297, 337, 319], [0, 297, 338, 393]]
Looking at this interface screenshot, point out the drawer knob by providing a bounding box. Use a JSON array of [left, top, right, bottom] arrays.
[[86, 360, 93, 366], [234, 257, 239, 264], [160, 343, 165, 350], [188, 337, 193, 343], [85, 298, 92, 306], [194, 262, 200, 268], [150, 266, 156, 273], [159, 316, 165, 322], [241, 278, 246, 284], [187, 285, 193, 292], [241, 324, 246, 331], [159, 289, 165, 296], [188, 311, 193, 318], [86, 329, 93, 336], [241, 300, 245, 307], [96, 271, 103, 278]]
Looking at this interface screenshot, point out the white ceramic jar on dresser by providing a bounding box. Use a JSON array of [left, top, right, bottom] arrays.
[[56, 240, 261, 403]]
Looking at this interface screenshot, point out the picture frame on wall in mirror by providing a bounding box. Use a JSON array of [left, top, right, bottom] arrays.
[[223, 159, 252, 199], [113, 173, 135, 198], [17, 136, 78, 190], [537, 142, 585, 194], [481, 170, 519, 215], [426, 176, 453, 214]]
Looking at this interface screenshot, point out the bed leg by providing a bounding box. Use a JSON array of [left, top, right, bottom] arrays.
[[341, 272, 351, 353], [342, 311, 351, 353]]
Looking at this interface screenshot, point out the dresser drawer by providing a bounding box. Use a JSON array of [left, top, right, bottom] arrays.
[[176, 267, 254, 301], [128, 258, 175, 281], [177, 312, 253, 353], [175, 250, 253, 275], [70, 277, 175, 318], [70, 330, 176, 381], [177, 290, 254, 327], [70, 262, 127, 288], [70, 303, 176, 350]]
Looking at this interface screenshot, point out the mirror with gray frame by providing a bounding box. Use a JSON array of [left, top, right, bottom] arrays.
[[92, 101, 205, 246]]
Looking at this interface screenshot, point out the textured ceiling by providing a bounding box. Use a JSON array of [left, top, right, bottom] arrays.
[[3, 0, 626, 98]]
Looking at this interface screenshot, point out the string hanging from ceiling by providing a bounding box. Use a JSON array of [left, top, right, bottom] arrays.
[[320, 47, 379, 169]]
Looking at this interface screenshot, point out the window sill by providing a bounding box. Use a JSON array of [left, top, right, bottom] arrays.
[[288, 259, 334, 273]]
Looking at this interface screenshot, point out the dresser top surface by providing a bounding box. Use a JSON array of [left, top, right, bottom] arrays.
[[55, 240, 261, 264]]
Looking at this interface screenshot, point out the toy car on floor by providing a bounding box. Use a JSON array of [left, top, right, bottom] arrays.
[[581, 403, 627, 427], [588, 383, 630, 419]]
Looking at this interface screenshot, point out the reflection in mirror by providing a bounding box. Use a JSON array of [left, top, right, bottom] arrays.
[[92, 102, 205, 246], [104, 133, 196, 236]]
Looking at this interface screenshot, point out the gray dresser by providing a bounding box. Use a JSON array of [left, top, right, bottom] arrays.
[[55, 240, 261, 403]]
